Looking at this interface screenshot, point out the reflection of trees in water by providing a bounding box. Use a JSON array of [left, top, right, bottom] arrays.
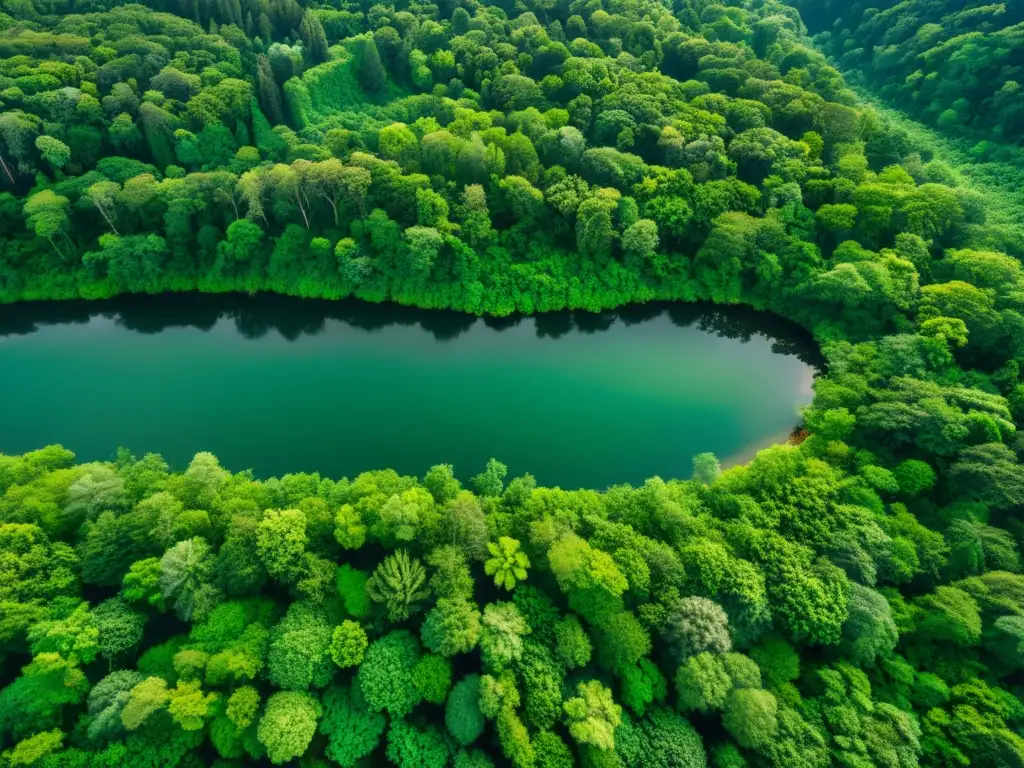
[[0, 294, 823, 369]]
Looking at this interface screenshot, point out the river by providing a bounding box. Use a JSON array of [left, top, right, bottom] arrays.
[[0, 295, 821, 489]]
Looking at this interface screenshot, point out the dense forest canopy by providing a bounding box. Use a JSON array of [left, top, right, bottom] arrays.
[[1, 0, 1024, 766], [794, 0, 1024, 149]]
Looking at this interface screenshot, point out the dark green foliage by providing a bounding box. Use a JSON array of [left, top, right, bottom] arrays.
[[357, 630, 423, 717]]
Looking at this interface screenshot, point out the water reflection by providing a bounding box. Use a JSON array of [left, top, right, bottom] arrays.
[[0, 293, 823, 370]]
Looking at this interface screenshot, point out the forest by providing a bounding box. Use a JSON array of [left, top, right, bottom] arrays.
[[1, 0, 1024, 765]]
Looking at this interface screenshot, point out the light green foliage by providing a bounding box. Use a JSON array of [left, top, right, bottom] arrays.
[[422, 598, 482, 657], [564, 681, 622, 751], [257, 691, 322, 765], [120, 677, 169, 730], [330, 621, 368, 668], [28, 600, 99, 664], [6, 729, 64, 766], [166, 679, 217, 731], [484, 537, 530, 590], [472, 459, 507, 498], [554, 615, 592, 668], [480, 602, 529, 671], [367, 549, 430, 622], [723, 688, 778, 749], [692, 453, 721, 485], [676, 652, 731, 713], [225, 686, 260, 729], [0, 0, 1023, 764], [256, 509, 307, 583]]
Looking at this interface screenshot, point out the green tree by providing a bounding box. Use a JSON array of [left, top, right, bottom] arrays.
[[484, 537, 530, 590], [257, 691, 322, 765], [357, 630, 423, 717], [367, 550, 431, 622], [330, 620, 368, 668], [563, 681, 622, 751]]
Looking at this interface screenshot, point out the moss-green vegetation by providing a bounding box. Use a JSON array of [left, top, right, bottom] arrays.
[[2, 0, 1024, 766]]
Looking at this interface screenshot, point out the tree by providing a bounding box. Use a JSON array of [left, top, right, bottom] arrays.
[[24, 190, 71, 258], [356, 36, 387, 93], [159, 538, 216, 621], [86, 671, 143, 741], [320, 684, 386, 768], [257, 691, 322, 765], [367, 550, 430, 622], [267, 602, 333, 690], [675, 652, 731, 713], [357, 630, 423, 717], [120, 677, 169, 731], [563, 681, 622, 751], [841, 584, 898, 665], [484, 537, 530, 591], [472, 459, 507, 498], [554, 615, 592, 669], [413, 654, 452, 704], [723, 688, 778, 749], [167, 679, 217, 731], [663, 597, 732, 663], [93, 598, 147, 666], [27, 600, 99, 664], [447, 675, 485, 746], [480, 602, 529, 671], [336, 564, 372, 618], [331, 621, 368, 668], [256, 509, 307, 584], [422, 598, 482, 657], [34, 135, 71, 170], [692, 453, 721, 485], [0, 654, 88, 742], [595, 611, 651, 674], [386, 720, 452, 768]]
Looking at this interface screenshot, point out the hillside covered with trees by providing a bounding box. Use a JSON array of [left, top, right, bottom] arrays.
[[795, 0, 1024, 150], [1, 0, 1024, 766]]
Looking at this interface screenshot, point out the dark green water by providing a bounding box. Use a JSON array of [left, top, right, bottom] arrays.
[[0, 295, 821, 489]]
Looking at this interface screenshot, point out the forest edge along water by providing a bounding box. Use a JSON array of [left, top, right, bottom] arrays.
[[0, 295, 822, 489]]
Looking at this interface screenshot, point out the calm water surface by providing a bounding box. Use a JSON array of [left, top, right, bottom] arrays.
[[0, 295, 821, 488]]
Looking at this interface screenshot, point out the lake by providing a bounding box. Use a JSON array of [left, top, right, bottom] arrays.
[[0, 295, 821, 489]]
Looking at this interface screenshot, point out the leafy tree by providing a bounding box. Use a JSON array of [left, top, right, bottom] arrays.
[[554, 615, 592, 669], [422, 598, 482, 657], [484, 537, 530, 591], [267, 602, 333, 690], [319, 684, 386, 768], [367, 549, 431, 622], [386, 720, 452, 768], [357, 630, 423, 717], [413, 654, 453, 704], [563, 681, 622, 751], [663, 597, 732, 663], [480, 602, 529, 671], [330, 620, 368, 668], [159, 538, 216, 621], [447, 674, 485, 746], [257, 691, 322, 765]]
